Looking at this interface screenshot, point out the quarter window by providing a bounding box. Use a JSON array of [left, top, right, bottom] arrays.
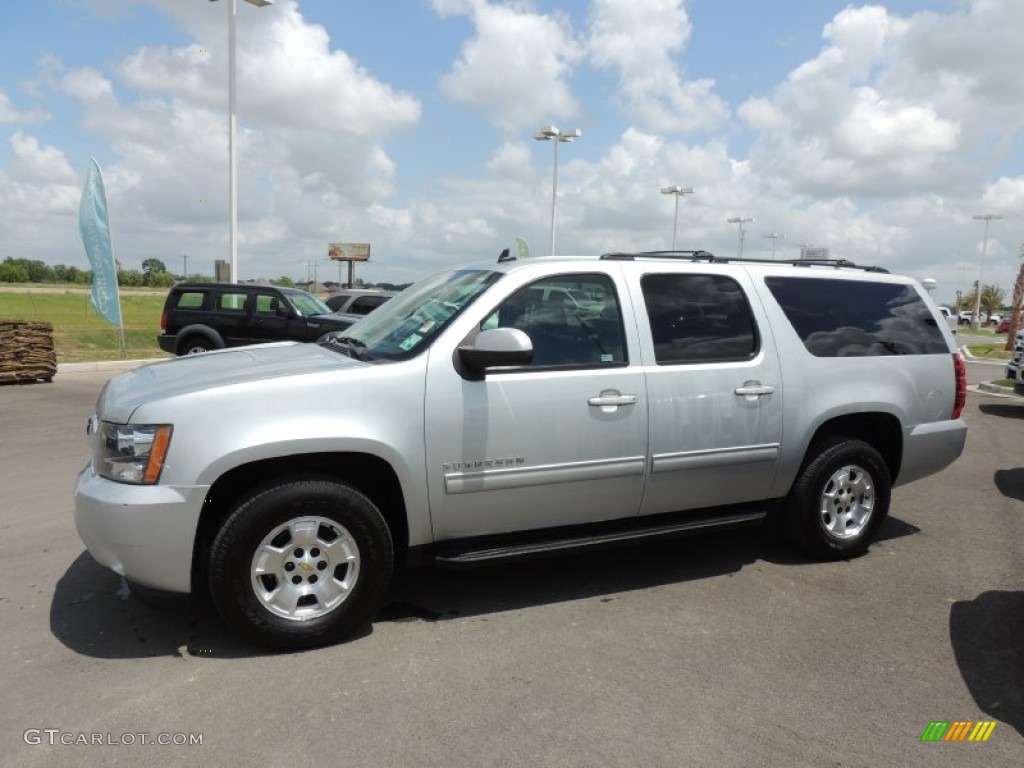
[[764, 277, 947, 356], [641, 274, 758, 364], [483, 274, 626, 367], [175, 291, 206, 309]]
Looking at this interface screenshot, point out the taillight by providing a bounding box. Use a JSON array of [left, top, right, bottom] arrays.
[[160, 311, 167, 333], [951, 352, 966, 419]]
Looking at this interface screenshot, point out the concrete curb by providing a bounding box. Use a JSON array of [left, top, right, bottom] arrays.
[[958, 345, 1010, 366], [974, 381, 1021, 398], [57, 358, 168, 374]]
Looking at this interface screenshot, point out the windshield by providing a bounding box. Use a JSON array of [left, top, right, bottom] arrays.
[[286, 290, 332, 317], [338, 269, 501, 360]]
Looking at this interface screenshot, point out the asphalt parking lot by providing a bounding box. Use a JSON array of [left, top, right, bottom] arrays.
[[0, 370, 1021, 768]]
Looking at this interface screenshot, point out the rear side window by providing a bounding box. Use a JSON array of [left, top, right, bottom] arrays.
[[764, 277, 947, 356], [641, 274, 758, 364], [349, 295, 389, 315], [217, 292, 248, 312], [174, 291, 206, 309]]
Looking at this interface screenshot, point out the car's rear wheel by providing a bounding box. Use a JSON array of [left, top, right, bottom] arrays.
[[208, 476, 393, 650], [783, 437, 891, 560], [179, 335, 216, 356]]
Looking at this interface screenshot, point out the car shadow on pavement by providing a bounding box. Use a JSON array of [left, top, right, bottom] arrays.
[[52, 516, 921, 657], [949, 590, 1024, 737], [994, 469, 1024, 502], [49, 552, 307, 660], [979, 403, 1024, 420], [381, 515, 919, 623]]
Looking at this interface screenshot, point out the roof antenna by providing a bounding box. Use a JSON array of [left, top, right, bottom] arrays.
[[497, 248, 514, 263]]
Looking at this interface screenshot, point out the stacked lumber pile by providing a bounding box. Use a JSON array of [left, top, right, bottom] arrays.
[[0, 321, 57, 384]]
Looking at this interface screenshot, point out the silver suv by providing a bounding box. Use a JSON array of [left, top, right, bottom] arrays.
[[75, 251, 968, 649]]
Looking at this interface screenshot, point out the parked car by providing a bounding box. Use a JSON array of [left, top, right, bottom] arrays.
[[1004, 329, 1024, 390], [325, 289, 396, 316], [157, 283, 355, 356], [77, 251, 968, 649]]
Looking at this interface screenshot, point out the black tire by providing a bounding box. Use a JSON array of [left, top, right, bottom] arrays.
[[208, 476, 393, 650], [783, 437, 891, 560], [179, 335, 216, 356]]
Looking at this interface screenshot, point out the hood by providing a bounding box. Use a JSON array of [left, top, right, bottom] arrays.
[[99, 342, 365, 423]]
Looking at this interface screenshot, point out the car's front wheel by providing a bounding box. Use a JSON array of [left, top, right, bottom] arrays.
[[208, 476, 394, 650], [783, 437, 891, 560]]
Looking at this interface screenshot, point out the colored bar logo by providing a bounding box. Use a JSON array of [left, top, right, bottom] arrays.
[[920, 721, 996, 742]]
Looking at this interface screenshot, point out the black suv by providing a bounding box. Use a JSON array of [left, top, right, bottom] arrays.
[[158, 283, 355, 356]]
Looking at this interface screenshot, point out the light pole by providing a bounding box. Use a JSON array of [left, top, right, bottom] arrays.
[[971, 214, 1003, 330], [763, 232, 785, 260], [181, 253, 188, 281], [534, 125, 581, 256], [210, 0, 273, 283], [660, 185, 693, 250], [727, 217, 754, 257]]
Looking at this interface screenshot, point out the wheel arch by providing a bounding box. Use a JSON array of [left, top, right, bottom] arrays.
[[800, 412, 902, 484], [191, 452, 409, 596]]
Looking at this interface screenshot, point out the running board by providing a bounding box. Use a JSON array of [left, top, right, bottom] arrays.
[[430, 509, 768, 568]]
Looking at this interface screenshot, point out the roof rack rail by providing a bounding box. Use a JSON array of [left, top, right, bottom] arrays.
[[600, 250, 717, 261], [599, 251, 888, 273]]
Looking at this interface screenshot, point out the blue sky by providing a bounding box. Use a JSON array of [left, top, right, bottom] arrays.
[[1, 0, 1021, 303]]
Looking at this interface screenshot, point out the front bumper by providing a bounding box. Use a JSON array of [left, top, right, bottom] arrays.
[[73, 462, 209, 593]]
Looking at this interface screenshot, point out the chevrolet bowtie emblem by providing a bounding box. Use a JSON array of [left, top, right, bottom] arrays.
[[299, 562, 314, 572]]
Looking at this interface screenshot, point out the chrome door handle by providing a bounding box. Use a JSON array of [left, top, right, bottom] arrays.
[[734, 384, 775, 397], [588, 394, 637, 407]]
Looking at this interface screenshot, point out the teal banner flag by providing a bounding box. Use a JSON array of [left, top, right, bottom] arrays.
[[79, 158, 122, 328]]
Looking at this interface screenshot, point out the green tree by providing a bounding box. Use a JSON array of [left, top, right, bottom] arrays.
[[0, 260, 29, 283], [962, 283, 1006, 323], [271, 276, 294, 287], [2, 257, 52, 282], [118, 269, 144, 287], [142, 258, 167, 276]]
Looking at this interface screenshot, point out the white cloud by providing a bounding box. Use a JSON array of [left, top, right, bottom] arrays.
[[9, 132, 78, 184], [586, 0, 728, 133], [435, 0, 584, 131], [738, 3, 1024, 199], [122, 1, 421, 137], [0, 92, 49, 124]]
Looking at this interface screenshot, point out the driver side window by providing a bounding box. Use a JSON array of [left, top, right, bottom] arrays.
[[482, 274, 626, 367]]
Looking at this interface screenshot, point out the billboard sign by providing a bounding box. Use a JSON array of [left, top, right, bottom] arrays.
[[329, 243, 371, 261]]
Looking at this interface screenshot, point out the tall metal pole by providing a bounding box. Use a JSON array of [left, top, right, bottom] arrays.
[[549, 138, 559, 257], [972, 214, 1003, 330], [671, 193, 679, 250], [660, 186, 693, 251], [534, 126, 580, 256], [727, 217, 754, 257], [228, 0, 238, 283], [763, 232, 785, 260]]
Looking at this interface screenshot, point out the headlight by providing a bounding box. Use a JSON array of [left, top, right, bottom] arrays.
[[96, 423, 173, 484]]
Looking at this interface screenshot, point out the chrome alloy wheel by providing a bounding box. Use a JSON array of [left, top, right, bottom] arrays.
[[818, 464, 874, 540], [250, 517, 361, 621]]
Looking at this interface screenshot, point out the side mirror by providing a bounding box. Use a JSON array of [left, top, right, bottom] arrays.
[[458, 328, 533, 374]]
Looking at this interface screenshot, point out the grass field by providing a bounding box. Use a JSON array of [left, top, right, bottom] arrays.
[[0, 287, 170, 362]]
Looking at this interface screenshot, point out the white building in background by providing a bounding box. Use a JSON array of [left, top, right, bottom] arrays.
[[800, 246, 831, 260]]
